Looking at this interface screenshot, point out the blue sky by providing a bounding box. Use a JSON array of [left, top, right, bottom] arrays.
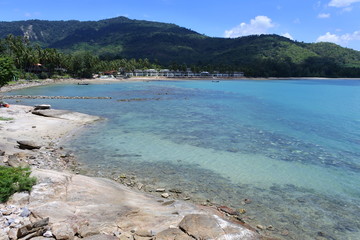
[[1, 0, 360, 50]]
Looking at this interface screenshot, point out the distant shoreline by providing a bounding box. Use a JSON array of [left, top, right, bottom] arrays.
[[1, 76, 360, 93]]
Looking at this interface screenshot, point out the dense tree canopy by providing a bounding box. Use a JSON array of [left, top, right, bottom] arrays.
[[0, 56, 17, 87]]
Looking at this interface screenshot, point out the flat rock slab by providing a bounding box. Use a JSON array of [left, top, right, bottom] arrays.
[[28, 169, 260, 240], [32, 109, 100, 122]]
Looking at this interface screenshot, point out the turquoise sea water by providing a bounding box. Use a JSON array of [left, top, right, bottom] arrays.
[[6, 79, 360, 239]]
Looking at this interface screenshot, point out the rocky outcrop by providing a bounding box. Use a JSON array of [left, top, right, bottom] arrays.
[[19, 169, 260, 240]]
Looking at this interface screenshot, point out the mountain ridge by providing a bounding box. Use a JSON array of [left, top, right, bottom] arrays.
[[1, 16, 360, 77]]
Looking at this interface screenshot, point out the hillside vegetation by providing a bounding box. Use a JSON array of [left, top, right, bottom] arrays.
[[1, 16, 360, 77]]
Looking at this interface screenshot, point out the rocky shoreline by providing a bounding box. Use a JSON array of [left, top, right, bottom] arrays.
[[0, 104, 268, 240]]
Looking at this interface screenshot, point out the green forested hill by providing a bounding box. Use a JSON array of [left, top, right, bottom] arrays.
[[1, 17, 360, 77]]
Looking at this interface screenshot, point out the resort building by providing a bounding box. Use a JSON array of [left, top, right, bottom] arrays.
[[117, 68, 244, 78]]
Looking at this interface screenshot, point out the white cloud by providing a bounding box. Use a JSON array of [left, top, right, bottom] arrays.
[[282, 33, 294, 40], [316, 31, 360, 46], [318, 13, 331, 18], [328, 0, 360, 7], [24, 12, 40, 18], [224, 16, 274, 38], [317, 32, 341, 43]]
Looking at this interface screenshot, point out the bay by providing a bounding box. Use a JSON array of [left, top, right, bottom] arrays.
[[7, 79, 360, 239]]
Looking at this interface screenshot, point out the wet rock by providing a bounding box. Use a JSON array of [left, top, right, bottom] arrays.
[[169, 189, 182, 194], [243, 198, 252, 204], [179, 214, 224, 240], [155, 228, 193, 240], [17, 140, 42, 150], [217, 206, 238, 216], [266, 225, 275, 231]]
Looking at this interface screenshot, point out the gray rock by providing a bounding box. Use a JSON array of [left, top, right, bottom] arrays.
[[155, 228, 193, 240], [179, 214, 224, 240], [20, 207, 31, 217], [17, 140, 41, 150]]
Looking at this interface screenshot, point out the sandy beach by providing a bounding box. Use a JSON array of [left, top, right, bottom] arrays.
[[0, 100, 264, 239]]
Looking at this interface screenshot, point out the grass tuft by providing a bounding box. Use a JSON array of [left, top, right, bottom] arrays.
[[0, 117, 14, 121]]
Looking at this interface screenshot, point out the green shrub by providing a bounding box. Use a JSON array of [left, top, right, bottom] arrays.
[[38, 72, 49, 79], [0, 117, 14, 121], [19, 72, 38, 80], [0, 166, 36, 203]]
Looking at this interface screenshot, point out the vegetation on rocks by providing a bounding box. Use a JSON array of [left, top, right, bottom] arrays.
[[0, 166, 36, 202], [0, 117, 14, 121]]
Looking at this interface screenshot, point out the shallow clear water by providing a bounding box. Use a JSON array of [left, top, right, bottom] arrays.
[[7, 79, 360, 239]]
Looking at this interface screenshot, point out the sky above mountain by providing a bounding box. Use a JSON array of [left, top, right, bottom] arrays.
[[1, 0, 359, 50]]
